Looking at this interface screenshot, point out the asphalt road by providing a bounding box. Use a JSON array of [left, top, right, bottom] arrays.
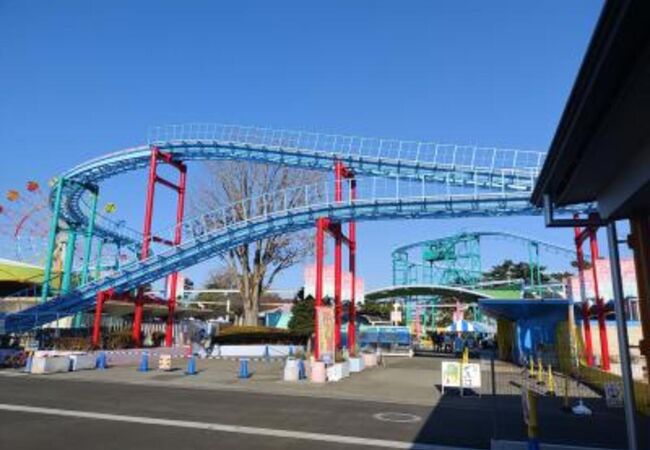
[[0, 376, 478, 450], [0, 362, 643, 450]]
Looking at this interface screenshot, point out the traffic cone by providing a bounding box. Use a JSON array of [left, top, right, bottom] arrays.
[[138, 352, 149, 372], [547, 364, 555, 396], [238, 358, 251, 379], [96, 352, 107, 370], [186, 356, 197, 375]]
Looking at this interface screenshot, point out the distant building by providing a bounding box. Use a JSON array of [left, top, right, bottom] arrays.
[[303, 264, 364, 304], [566, 257, 640, 320]]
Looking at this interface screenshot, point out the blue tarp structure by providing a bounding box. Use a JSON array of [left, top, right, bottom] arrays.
[[479, 299, 571, 363], [356, 326, 411, 347]]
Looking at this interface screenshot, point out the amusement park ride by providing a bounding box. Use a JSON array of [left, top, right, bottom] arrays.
[[0, 181, 52, 265], [383, 231, 587, 340], [0, 124, 594, 358]]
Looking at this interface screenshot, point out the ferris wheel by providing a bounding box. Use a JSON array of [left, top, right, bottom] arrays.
[[0, 181, 51, 264]]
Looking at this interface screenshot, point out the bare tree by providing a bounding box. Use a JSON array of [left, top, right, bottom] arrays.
[[195, 161, 322, 325]]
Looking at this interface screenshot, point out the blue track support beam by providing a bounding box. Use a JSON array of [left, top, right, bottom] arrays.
[[61, 228, 77, 294], [94, 239, 104, 279], [40, 178, 65, 303], [81, 188, 99, 285]]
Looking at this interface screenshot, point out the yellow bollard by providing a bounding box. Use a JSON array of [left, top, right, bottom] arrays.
[[529, 358, 535, 378], [462, 347, 469, 365], [547, 364, 555, 396], [536, 357, 544, 384]]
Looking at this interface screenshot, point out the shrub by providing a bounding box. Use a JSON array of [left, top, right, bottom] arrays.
[[214, 326, 306, 345], [52, 336, 92, 351], [151, 331, 166, 347], [288, 296, 314, 337], [106, 330, 136, 350]]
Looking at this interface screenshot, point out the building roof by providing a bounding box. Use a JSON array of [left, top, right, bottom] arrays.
[[0, 258, 48, 284], [365, 284, 492, 302], [479, 299, 571, 321], [531, 1, 650, 219]]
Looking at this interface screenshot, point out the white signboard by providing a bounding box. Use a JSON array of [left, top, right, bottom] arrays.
[[441, 361, 481, 394], [604, 382, 623, 408], [461, 363, 482, 389]]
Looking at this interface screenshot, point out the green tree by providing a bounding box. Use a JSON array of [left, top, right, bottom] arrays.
[[288, 290, 315, 336], [197, 161, 322, 325], [357, 302, 392, 320]]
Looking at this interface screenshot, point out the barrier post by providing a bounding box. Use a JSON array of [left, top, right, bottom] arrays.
[[239, 358, 251, 379], [536, 357, 544, 385], [547, 365, 555, 396], [186, 356, 197, 375], [138, 352, 149, 372], [526, 390, 540, 450]]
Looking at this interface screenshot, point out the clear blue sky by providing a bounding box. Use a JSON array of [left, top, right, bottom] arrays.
[[0, 1, 605, 291]]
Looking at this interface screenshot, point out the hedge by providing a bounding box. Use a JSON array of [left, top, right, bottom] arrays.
[[214, 326, 307, 345]]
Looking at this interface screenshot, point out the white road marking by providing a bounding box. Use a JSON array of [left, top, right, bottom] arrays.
[[0, 403, 475, 450], [373, 412, 422, 423]]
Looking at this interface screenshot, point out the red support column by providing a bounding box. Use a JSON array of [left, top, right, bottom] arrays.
[[314, 218, 325, 360], [314, 161, 357, 359], [333, 162, 344, 350], [347, 181, 357, 355], [574, 219, 594, 366], [590, 229, 611, 370], [165, 166, 187, 347], [334, 225, 342, 349], [92, 290, 106, 348], [134, 148, 159, 346]]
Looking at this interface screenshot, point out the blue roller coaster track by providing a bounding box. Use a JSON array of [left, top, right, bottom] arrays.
[[1, 124, 589, 333]]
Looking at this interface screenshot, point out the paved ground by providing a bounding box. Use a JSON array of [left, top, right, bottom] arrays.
[[0, 356, 645, 449]]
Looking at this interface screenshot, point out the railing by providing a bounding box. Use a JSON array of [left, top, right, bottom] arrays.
[[148, 123, 546, 172], [2, 180, 545, 332], [78, 176, 534, 289]]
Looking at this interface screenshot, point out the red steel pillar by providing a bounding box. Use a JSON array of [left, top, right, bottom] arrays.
[[313, 161, 357, 358], [589, 229, 610, 370], [574, 218, 594, 366], [334, 225, 343, 349], [165, 165, 187, 347], [134, 147, 187, 347], [333, 161, 344, 350], [133, 148, 159, 346], [314, 217, 325, 360], [347, 179, 357, 355], [92, 290, 106, 348]]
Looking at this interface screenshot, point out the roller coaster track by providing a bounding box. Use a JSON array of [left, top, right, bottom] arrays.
[[1, 124, 587, 333]]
